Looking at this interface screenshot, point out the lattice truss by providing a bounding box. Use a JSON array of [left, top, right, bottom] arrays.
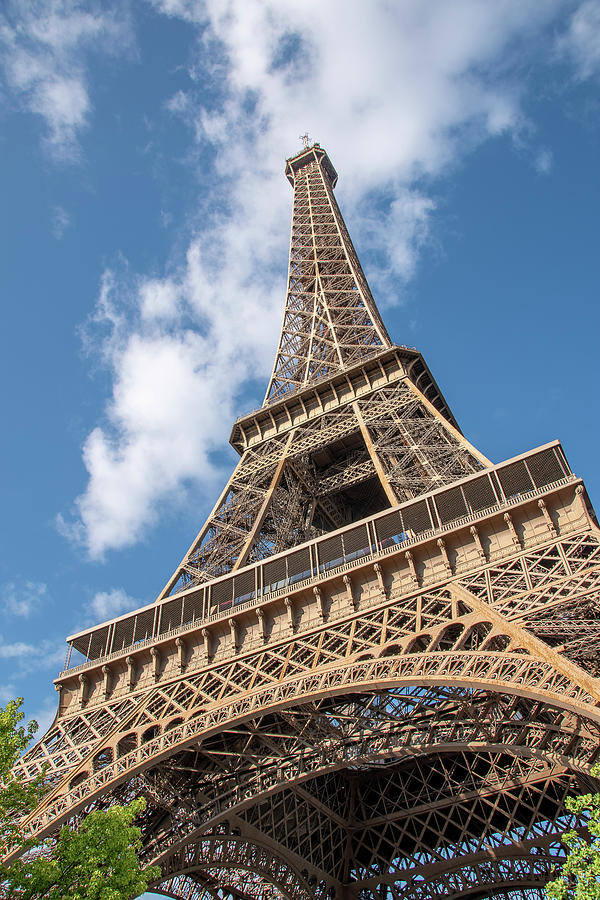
[[11, 146, 600, 900], [165, 379, 484, 596], [157, 837, 311, 900], [266, 146, 391, 402], [462, 531, 600, 675], [355, 383, 483, 498], [163, 145, 488, 598], [53, 691, 595, 900], [144, 743, 578, 900], [12, 532, 600, 900], [15, 532, 600, 790]]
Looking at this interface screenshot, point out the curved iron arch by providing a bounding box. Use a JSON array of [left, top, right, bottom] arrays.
[[19, 649, 600, 851], [153, 835, 312, 900]]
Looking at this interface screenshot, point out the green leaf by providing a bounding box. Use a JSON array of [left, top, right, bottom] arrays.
[[0, 699, 160, 900]]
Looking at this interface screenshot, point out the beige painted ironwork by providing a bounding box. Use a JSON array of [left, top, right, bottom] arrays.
[[8, 144, 600, 900]]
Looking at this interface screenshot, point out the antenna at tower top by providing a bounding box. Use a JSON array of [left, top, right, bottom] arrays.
[[299, 132, 311, 149]]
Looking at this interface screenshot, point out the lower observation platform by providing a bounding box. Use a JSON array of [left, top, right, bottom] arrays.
[[57, 441, 586, 684]]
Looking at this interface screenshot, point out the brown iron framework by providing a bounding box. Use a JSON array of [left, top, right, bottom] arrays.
[[8, 144, 600, 900]]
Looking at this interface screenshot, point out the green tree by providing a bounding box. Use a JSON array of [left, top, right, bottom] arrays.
[[0, 698, 160, 900], [547, 768, 600, 900]]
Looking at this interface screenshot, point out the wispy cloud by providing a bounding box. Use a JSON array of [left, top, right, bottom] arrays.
[[89, 587, 137, 622], [0, 0, 134, 160], [556, 0, 600, 80], [535, 148, 554, 175], [61, 0, 590, 558], [0, 636, 65, 676], [1, 580, 48, 619], [52, 205, 71, 238]]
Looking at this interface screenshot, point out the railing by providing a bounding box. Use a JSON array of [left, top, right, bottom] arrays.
[[237, 346, 410, 421], [61, 442, 575, 674]]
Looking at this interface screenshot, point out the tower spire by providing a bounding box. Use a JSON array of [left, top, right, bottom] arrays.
[[265, 143, 392, 403]]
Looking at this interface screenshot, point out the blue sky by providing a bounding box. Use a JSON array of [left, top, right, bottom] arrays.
[[1, 0, 599, 740]]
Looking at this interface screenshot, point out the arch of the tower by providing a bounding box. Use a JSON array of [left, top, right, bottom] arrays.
[[114, 677, 597, 900], [400, 841, 564, 899], [157, 872, 285, 900], [156, 871, 294, 900], [151, 834, 313, 900], [13, 670, 600, 899], [15, 582, 600, 897], [151, 833, 561, 900], [135, 687, 582, 900], [17, 651, 600, 844]]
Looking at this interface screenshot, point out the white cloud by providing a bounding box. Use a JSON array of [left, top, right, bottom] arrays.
[[357, 190, 437, 298], [1, 580, 48, 619], [89, 588, 137, 622], [139, 279, 180, 321], [0, 1, 134, 160], [60, 246, 282, 558], [64, 0, 588, 558], [165, 89, 189, 114], [557, 0, 600, 79]]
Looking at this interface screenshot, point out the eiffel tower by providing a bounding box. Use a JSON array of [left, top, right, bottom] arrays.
[[10, 143, 600, 900]]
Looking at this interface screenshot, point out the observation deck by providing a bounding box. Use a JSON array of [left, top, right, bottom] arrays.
[[60, 440, 585, 682]]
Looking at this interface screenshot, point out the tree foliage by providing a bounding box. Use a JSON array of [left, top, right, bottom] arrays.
[[0, 700, 43, 864], [0, 699, 160, 900], [547, 768, 600, 900]]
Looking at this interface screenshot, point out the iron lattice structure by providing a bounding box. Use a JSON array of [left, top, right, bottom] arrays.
[[9, 144, 600, 900]]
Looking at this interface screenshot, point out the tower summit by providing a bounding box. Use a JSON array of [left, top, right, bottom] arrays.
[[9, 146, 600, 900], [268, 143, 391, 401]]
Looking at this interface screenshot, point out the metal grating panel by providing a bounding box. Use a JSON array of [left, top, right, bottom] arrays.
[[233, 568, 255, 605], [497, 461, 534, 499], [182, 592, 204, 626], [342, 524, 371, 561], [263, 556, 288, 594], [160, 598, 183, 634], [435, 486, 468, 526], [287, 547, 312, 586], [374, 511, 404, 545], [211, 578, 234, 612], [115, 618, 135, 651], [318, 533, 345, 571], [526, 448, 565, 489], [462, 476, 497, 514], [88, 627, 110, 660], [133, 610, 154, 644], [401, 500, 433, 536]]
